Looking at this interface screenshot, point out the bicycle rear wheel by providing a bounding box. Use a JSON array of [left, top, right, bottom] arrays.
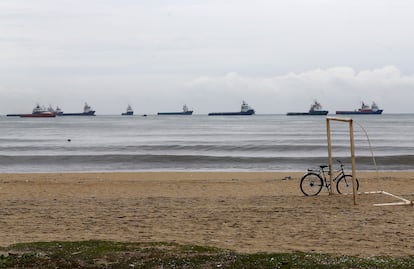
[[336, 175, 359, 194], [300, 173, 323, 196]]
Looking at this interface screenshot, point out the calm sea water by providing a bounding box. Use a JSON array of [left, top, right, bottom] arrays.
[[0, 114, 413, 172]]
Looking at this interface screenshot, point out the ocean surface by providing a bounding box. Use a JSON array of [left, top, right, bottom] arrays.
[[0, 114, 413, 172]]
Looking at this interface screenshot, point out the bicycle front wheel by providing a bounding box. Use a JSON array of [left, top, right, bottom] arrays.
[[300, 173, 323, 196], [336, 175, 359, 194]]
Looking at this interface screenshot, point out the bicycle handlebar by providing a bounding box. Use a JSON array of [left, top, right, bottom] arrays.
[[336, 159, 344, 167]]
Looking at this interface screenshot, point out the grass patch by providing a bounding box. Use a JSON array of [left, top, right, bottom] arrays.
[[0, 240, 413, 268]]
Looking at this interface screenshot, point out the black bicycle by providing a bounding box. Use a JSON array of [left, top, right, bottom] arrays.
[[300, 160, 360, 196]]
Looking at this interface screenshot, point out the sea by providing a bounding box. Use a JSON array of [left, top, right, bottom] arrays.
[[0, 114, 413, 173]]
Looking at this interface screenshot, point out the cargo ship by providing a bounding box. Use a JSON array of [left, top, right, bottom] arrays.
[[122, 105, 134, 116], [47, 105, 63, 116], [157, 104, 193, 115], [336, 102, 383, 115], [287, 101, 329, 116], [6, 104, 57, 118], [208, 101, 255, 116], [60, 103, 96, 116]]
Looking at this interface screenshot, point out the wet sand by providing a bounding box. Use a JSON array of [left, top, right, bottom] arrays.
[[0, 172, 413, 257]]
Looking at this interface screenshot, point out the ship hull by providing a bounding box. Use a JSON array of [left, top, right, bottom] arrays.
[[157, 111, 193, 115], [336, 110, 383, 115], [60, 111, 96, 116], [208, 110, 255, 116], [122, 112, 134, 116], [19, 113, 56, 118], [287, 110, 328, 116]]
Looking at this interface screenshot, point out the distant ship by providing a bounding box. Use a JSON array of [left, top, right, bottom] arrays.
[[122, 105, 134, 116], [336, 102, 383, 115], [287, 101, 329, 116], [157, 104, 193, 115], [6, 104, 56, 118], [208, 101, 255, 116], [48, 105, 63, 116], [60, 103, 96, 116]]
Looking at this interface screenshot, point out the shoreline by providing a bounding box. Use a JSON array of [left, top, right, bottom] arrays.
[[1, 166, 413, 174], [1, 171, 413, 257], [2, 170, 414, 175]]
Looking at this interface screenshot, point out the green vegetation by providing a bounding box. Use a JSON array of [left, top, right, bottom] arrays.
[[0, 240, 413, 268]]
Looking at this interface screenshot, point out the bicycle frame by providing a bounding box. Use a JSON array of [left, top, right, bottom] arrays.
[[311, 162, 345, 191]]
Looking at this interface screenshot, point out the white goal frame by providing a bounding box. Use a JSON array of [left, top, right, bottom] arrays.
[[326, 117, 358, 205], [327, 117, 413, 207]]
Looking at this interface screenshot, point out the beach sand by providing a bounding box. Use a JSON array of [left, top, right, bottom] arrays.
[[0, 172, 413, 257]]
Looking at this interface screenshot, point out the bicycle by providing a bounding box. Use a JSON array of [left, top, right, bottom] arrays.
[[300, 160, 360, 196]]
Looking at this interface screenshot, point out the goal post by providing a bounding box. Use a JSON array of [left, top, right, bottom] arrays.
[[326, 117, 358, 205]]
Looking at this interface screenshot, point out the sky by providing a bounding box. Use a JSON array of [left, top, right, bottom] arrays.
[[1, 0, 414, 114]]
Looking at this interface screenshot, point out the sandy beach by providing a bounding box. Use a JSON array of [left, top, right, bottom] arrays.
[[0, 171, 413, 257]]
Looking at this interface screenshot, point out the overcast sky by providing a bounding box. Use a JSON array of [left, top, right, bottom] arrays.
[[1, 0, 414, 114]]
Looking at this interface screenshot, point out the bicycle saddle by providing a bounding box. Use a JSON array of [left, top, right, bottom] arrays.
[[320, 165, 328, 169]]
